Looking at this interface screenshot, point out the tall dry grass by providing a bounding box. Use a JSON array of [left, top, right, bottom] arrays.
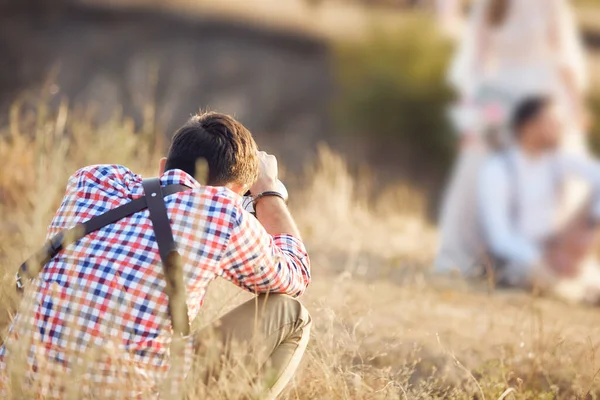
[[1, 101, 600, 399]]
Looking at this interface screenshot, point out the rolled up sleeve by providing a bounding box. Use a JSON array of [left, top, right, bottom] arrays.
[[218, 205, 311, 297], [559, 154, 600, 222]]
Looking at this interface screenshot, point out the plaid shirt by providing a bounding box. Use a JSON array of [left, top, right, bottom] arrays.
[[0, 165, 310, 397]]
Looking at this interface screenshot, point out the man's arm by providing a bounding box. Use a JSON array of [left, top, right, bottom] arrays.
[[218, 152, 310, 297], [478, 157, 542, 266], [251, 152, 301, 238], [559, 154, 600, 221], [254, 196, 301, 235]]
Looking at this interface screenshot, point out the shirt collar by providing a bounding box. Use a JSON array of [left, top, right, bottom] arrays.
[[160, 169, 202, 189], [513, 146, 553, 166]]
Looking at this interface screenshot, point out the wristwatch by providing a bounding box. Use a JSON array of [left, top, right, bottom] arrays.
[[242, 179, 288, 215]]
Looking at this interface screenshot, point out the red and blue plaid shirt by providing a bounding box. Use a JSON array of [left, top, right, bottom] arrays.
[[1, 165, 310, 397]]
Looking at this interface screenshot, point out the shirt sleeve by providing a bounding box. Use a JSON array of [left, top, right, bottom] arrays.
[[218, 203, 311, 297], [478, 158, 542, 266], [559, 154, 600, 220]]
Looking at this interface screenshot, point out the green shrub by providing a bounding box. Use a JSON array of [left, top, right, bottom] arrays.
[[332, 15, 456, 181], [587, 91, 600, 155]]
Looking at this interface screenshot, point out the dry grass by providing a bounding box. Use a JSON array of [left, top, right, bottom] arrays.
[[2, 100, 600, 399]]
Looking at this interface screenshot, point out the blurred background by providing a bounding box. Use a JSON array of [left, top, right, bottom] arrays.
[[5, 1, 600, 397], [2, 0, 600, 211], [0, 0, 463, 213]]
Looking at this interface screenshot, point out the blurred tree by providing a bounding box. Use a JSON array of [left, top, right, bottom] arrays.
[[0, 0, 72, 12], [587, 92, 600, 156], [303, 0, 434, 9], [333, 16, 455, 197]]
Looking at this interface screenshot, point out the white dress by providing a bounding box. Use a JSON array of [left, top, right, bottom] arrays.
[[435, 0, 588, 275]]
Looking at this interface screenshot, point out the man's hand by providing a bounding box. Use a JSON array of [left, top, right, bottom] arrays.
[[250, 151, 301, 239], [545, 245, 579, 278], [544, 222, 597, 278], [250, 151, 279, 195]]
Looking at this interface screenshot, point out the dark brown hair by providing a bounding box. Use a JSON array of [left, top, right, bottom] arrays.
[[165, 112, 259, 187], [486, 0, 510, 27], [511, 96, 552, 135]]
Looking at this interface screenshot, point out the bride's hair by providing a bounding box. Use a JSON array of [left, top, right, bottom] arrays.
[[486, 0, 510, 27]]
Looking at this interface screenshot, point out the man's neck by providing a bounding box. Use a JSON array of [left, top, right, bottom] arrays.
[[518, 139, 545, 160]]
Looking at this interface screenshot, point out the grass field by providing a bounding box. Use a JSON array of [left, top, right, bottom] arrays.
[[2, 98, 600, 399], [4, 1, 598, 399]]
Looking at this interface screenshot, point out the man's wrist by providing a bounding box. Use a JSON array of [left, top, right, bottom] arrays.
[[254, 194, 286, 219], [253, 191, 286, 207], [251, 180, 278, 195]]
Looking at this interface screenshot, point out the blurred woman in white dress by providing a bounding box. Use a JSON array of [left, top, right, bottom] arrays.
[[435, 0, 588, 275]]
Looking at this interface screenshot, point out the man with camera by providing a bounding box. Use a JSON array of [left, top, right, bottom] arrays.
[[1, 112, 311, 398]]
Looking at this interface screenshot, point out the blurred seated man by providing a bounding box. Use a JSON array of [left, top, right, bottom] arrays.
[[0, 112, 311, 399], [478, 96, 600, 297]]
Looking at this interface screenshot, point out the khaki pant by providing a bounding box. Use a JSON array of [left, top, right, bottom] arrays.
[[187, 294, 311, 399]]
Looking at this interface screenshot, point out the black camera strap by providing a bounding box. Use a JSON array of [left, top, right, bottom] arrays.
[[142, 178, 191, 336], [17, 178, 191, 336]]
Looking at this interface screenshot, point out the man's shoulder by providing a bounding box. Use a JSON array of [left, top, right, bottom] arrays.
[[68, 164, 141, 193], [197, 186, 241, 205], [72, 164, 134, 178], [482, 151, 511, 175], [176, 186, 246, 229], [184, 186, 243, 216], [478, 151, 513, 188]]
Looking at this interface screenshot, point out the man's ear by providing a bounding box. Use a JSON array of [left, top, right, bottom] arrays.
[[158, 157, 167, 176]]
